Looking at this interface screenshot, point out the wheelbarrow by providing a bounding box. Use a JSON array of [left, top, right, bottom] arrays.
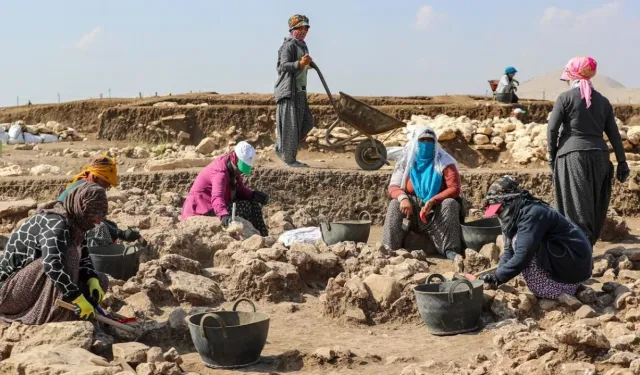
[[312, 62, 406, 171], [488, 80, 499, 100]]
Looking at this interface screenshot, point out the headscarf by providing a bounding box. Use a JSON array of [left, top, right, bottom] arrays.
[[39, 182, 108, 243], [288, 14, 310, 41], [482, 175, 541, 236], [69, 154, 118, 188], [560, 56, 597, 108], [401, 126, 457, 203]]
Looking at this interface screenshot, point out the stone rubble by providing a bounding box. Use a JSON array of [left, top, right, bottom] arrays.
[[0, 183, 638, 374]]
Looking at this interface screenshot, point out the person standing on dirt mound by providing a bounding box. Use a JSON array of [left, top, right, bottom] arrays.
[[58, 154, 141, 247], [274, 14, 315, 168], [0, 182, 110, 324], [548, 56, 629, 246], [382, 126, 463, 260], [181, 141, 269, 236], [479, 176, 592, 299], [496, 66, 519, 103]]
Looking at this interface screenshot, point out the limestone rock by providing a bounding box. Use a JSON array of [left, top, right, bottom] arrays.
[[9, 321, 95, 354], [558, 293, 583, 309], [0, 345, 118, 375], [195, 137, 216, 154], [29, 164, 61, 176], [463, 249, 491, 274], [473, 134, 490, 145], [539, 299, 559, 311], [363, 274, 402, 308], [575, 305, 598, 319], [123, 292, 156, 315], [163, 347, 183, 365], [167, 270, 224, 306], [146, 346, 165, 363], [158, 254, 201, 274], [0, 199, 36, 219], [313, 347, 336, 362], [290, 242, 319, 254], [618, 270, 640, 283], [242, 235, 265, 251], [113, 342, 150, 365], [479, 243, 500, 264], [554, 322, 610, 349], [560, 362, 596, 375]]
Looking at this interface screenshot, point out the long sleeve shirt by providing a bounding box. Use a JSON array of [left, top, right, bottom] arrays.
[[496, 202, 593, 285], [180, 153, 253, 221], [275, 36, 309, 102], [496, 75, 517, 94], [0, 214, 97, 300], [547, 88, 626, 162], [388, 165, 461, 204]]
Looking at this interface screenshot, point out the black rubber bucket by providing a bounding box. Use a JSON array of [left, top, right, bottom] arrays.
[[320, 211, 372, 246], [413, 274, 484, 336], [89, 244, 141, 281], [187, 299, 270, 369], [461, 218, 502, 251]]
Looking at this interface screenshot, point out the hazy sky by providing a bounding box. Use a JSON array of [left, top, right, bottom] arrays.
[[1, 0, 638, 106]]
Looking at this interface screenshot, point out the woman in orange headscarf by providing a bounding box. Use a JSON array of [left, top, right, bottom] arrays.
[[59, 154, 118, 199], [58, 154, 140, 245], [548, 56, 629, 246]]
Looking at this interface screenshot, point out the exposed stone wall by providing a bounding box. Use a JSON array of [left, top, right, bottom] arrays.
[[2, 168, 639, 223]]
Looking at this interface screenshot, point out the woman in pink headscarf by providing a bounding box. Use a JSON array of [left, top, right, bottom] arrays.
[[547, 56, 629, 246]]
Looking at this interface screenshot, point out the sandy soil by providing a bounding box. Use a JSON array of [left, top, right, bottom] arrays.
[[179, 223, 640, 375]]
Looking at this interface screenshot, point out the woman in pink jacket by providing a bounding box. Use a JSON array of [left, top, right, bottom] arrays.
[[180, 141, 269, 236]]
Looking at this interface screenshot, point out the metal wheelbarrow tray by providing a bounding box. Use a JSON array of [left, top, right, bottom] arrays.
[[312, 62, 406, 171]]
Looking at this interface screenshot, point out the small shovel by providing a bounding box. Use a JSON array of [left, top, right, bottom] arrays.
[[454, 265, 499, 281], [55, 300, 138, 334]]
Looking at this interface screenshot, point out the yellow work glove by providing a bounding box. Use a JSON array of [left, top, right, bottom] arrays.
[[72, 294, 96, 320], [87, 278, 104, 304]]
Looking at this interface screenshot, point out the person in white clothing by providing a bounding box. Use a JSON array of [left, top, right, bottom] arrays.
[[496, 66, 519, 103]]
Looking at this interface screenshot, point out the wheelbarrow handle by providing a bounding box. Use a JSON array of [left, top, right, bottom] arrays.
[[310, 62, 339, 111]]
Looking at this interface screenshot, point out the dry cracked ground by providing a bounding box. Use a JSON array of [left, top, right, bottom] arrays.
[[0, 189, 638, 375]]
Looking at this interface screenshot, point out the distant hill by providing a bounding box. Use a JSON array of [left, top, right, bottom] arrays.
[[518, 71, 640, 104]]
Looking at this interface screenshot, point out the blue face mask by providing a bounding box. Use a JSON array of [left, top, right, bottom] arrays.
[[417, 141, 435, 160]]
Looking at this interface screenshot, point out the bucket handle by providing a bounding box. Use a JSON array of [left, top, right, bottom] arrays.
[[447, 279, 474, 304], [199, 313, 228, 340], [232, 298, 257, 312], [425, 274, 446, 284], [122, 245, 137, 258], [358, 211, 372, 222], [320, 216, 332, 232]]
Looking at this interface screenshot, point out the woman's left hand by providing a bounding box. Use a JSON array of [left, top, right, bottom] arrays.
[[420, 200, 435, 223], [87, 277, 105, 304]]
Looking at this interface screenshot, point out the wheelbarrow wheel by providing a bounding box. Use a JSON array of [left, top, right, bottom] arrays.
[[355, 139, 387, 171]]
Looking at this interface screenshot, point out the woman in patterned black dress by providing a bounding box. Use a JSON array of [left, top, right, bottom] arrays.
[[0, 182, 110, 324], [479, 176, 592, 299]]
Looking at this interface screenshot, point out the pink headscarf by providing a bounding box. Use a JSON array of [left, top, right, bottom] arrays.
[[560, 56, 598, 108]]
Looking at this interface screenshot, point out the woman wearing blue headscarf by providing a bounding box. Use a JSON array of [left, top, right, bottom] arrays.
[[496, 66, 519, 103], [383, 126, 463, 259]]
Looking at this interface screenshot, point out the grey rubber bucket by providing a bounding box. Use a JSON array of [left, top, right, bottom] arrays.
[[320, 211, 372, 246], [88, 243, 141, 281], [461, 217, 502, 251], [413, 274, 484, 336], [186, 299, 270, 369]]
